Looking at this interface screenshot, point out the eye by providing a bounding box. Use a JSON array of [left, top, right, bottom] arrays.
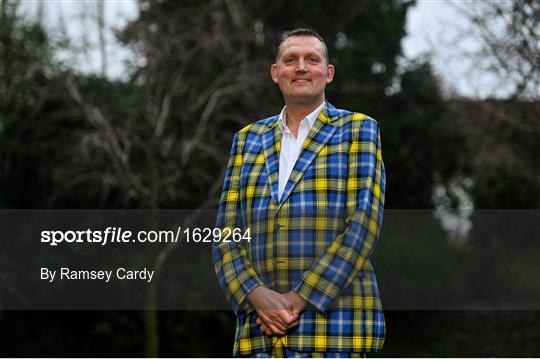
[[309, 56, 320, 63]]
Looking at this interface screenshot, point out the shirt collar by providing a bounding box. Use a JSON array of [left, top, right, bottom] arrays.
[[278, 101, 325, 132]]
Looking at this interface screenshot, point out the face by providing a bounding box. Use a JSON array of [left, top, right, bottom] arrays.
[[271, 36, 334, 105]]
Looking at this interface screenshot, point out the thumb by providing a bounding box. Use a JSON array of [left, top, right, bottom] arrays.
[[286, 300, 294, 312], [279, 294, 294, 311]]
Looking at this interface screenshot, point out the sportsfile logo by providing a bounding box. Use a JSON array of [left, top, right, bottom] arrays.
[[40, 227, 251, 246]]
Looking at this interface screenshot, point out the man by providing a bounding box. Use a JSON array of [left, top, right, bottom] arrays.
[[212, 28, 386, 357]]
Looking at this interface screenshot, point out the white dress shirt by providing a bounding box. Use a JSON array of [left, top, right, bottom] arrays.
[[277, 101, 325, 201]]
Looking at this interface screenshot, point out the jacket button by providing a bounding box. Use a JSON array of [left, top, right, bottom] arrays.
[[274, 223, 282, 230], [274, 258, 286, 266]]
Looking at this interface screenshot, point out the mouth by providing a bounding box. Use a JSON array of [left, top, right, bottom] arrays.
[[292, 79, 311, 84]]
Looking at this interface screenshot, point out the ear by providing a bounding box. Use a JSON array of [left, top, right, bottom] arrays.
[[271, 63, 279, 84], [326, 64, 335, 84]]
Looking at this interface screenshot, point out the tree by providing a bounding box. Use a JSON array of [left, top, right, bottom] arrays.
[[452, 0, 539, 103], [377, 61, 469, 209], [444, 0, 540, 209], [0, 0, 67, 207], [110, 0, 417, 355]]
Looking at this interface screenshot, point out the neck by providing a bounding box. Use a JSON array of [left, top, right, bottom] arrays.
[[284, 98, 324, 127]]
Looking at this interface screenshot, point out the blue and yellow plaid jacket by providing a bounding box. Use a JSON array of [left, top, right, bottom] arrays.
[[212, 101, 386, 356]]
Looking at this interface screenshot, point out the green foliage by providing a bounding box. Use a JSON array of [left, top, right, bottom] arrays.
[[0, 2, 53, 126], [0, 1, 66, 207], [472, 166, 540, 208], [377, 62, 469, 208]]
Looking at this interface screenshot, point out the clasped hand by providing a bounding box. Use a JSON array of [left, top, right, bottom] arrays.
[[247, 286, 307, 336]]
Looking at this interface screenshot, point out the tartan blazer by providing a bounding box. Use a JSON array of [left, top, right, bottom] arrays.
[[212, 101, 386, 356]]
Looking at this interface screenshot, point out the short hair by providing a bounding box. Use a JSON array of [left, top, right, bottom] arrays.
[[275, 28, 329, 64]]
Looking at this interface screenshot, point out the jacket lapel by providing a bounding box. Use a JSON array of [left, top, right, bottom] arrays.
[[278, 102, 337, 206], [261, 122, 282, 205]]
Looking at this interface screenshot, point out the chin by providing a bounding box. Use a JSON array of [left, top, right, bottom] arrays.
[[291, 96, 319, 104]]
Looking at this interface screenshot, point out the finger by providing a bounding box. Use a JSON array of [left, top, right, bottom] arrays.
[[279, 294, 294, 312], [286, 312, 298, 324], [261, 323, 272, 335], [269, 323, 285, 334], [256, 317, 262, 325], [258, 312, 273, 325], [287, 319, 300, 328], [285, 299, 293, 311], [275, 309, 296, 326], [268, 322, 285, 335], [266, 313, 288, 331], [270, 309, 292, 324], [260, 317, 286, 335], [259, 322, 269, 334]]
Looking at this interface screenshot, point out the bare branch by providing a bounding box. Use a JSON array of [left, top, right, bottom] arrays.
[[65, 77, 151, 198]]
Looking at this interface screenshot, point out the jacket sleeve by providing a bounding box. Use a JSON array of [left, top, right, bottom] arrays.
[[212, 132, 264, 315], [292, 116, 386, 312]]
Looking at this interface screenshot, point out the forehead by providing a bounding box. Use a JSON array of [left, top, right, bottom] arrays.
[[279, 36, 325, 57]]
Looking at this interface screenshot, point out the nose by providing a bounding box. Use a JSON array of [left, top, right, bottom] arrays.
[[295, 58, 307, 72]]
